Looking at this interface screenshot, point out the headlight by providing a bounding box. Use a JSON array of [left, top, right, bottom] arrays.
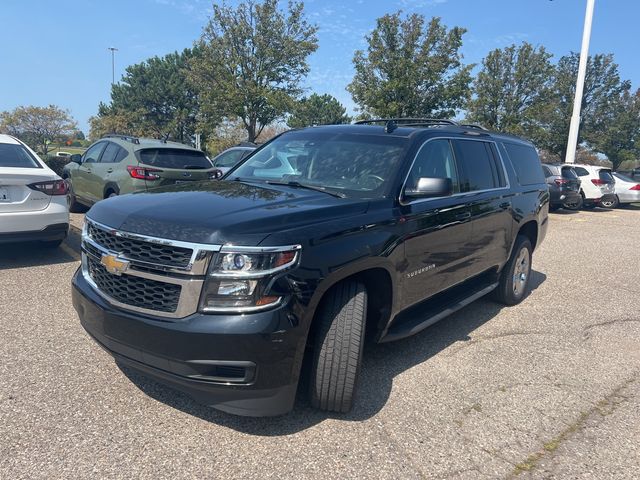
[[199, 245, 301, 312]]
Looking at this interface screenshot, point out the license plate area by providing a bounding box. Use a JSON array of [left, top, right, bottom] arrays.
[[0, 186, 10, 202]]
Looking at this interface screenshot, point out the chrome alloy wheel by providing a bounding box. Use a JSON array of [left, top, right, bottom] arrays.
[[512, 247, 530, 298]]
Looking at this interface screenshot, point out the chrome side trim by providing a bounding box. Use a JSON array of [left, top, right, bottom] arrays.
[[399, 136, 511, 206]]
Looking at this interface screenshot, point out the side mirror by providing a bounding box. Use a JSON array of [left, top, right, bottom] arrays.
[[404, 177, 453, 199], [70, 154, 82, 164]]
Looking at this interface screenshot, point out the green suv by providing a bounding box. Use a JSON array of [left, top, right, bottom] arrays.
[[62, 135, 217, 212]]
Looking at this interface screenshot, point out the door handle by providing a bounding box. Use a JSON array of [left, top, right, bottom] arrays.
[[455, 212, 471, 221], [106, 168, 113, 173], [499, 202, 510, 210]]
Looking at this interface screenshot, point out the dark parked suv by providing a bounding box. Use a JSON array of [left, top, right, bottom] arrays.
[[72, 119, 549, 416], [542, 163, 582, 210]]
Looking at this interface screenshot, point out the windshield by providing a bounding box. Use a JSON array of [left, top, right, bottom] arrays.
[[137, 148, 212, 169], [228, 131, 408, 198], [0, 143, 42, 168]]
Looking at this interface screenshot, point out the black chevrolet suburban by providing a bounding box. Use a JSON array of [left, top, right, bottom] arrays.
[[72, 119, 549, 416]]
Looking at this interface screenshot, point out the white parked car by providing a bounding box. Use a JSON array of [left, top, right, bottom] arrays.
[[612, 172, 640, 206], [0, 134, 69, 247], [571, 163, 617, 209]]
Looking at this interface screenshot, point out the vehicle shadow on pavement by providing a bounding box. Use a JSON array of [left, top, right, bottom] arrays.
[[0, 235, 80, 269], [120, 270, 546, 435]]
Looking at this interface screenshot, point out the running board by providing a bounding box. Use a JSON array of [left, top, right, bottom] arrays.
[[380, 281, 498, 343]]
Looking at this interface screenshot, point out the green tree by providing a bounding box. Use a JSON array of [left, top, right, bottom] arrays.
[[590, 88, 640, 171], [0, 105, 77, 155], [189, 0, 318, 142], [347, 13, 472, 119], [466, 42, 554, 139], [287, 93, 351, 128], [537, 53, 630, 161], [91, 49, 198, 142]]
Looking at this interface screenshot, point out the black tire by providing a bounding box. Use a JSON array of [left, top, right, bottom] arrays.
[[600, 196, 619, 209], [310, 281, 367, 413], [563, 196, 583, 210], [40, 239, 64, 248], [65, 179, 86, 213], [493, 235, 532, 306]]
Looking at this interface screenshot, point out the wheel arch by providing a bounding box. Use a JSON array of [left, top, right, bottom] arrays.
[[304, 264, 395, 348], [103, 182, 120, 198]]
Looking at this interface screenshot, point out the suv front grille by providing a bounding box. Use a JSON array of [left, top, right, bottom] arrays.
[[87, 222, 193, 268], [87, 256, 181, 313]]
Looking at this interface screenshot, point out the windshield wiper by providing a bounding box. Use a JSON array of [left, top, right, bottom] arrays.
[[265, 180, 346, 198]]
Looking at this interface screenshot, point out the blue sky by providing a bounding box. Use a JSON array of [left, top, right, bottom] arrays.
[[1, 0, 637, 133]]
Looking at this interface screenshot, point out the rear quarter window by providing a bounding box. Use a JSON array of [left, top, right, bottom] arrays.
[[503, 143, 545, 186], [573, 166, 590, 176], [137, 148, 212, 169]]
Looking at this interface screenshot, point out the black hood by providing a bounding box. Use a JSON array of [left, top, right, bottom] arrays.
[[87, 180, 369, 245]]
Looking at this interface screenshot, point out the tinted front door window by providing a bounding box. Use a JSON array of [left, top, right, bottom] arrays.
[[406, 139, 459, 194]]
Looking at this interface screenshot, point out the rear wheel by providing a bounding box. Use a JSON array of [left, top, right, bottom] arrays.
[[310, 281, 367, 413], [600, 196, 619, 209], [563, 196, 583, 210], [493, 235, 532, 306], [66, 180, 86, 213]]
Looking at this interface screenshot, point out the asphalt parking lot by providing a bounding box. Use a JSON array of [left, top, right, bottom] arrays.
[[1, 208, 639, 479]]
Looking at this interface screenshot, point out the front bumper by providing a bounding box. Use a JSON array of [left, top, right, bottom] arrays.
[[72, 268, 305, 416]]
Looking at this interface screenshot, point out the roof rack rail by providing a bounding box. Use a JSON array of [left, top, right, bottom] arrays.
[[102, 133, 140, 144], [459, 123, 488, 131], [355, 118, 458, 126]]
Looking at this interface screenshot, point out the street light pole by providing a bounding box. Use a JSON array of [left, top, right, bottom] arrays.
[[107, 47, 118, 85], [564, 0, 595, 164]]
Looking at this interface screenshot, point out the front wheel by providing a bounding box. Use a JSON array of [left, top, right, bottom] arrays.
[[493, 235, 532, 306], [310, 281, 367, 413]]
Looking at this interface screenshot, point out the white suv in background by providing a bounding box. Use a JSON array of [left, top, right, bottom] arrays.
[[571, 164, 617, 209], [0, 134, 69, 247]]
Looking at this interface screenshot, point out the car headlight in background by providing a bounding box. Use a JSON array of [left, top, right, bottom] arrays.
[[199, 245, 301, 312]]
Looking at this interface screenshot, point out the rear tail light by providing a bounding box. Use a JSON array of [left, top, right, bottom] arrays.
[[554, 178, 568, 186], [591, 178, 608, 186], [630, 184, 640, 191], [127, 165, 162, 180], [27, 180, 67, 196]]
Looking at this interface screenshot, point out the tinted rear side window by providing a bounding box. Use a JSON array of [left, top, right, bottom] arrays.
[[452, 140, 499, 192], [137, 149, 212, 169], [0, 143, 41, 168], [599, 169, 614, 183], [574, 166, 590, 176], [503, 143, 544, 186], [561, 167, 578, 179]]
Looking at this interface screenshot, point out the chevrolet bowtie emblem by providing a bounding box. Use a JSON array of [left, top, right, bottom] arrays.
[[100, 253, 130, 276]]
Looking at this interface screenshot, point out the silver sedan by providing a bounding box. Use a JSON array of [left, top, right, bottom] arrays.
[[612, 172, 640, 205]]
